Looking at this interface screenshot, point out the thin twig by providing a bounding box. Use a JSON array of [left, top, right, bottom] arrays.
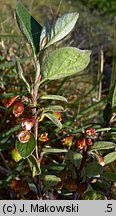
[[0, 152, 11, 173], [98, 48, 104, 101]]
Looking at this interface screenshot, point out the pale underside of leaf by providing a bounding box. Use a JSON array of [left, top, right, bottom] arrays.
[[16, 57, 30, 92], [42, 47, 91, 80], [42, 148, 68, 153], [40, 94, 68, 102], [104, 152, 116, 164], [44, 113, 62, 128], [90, 141, 116, 151], [45, 12, 79, 48], [44, 105, 64, 112]]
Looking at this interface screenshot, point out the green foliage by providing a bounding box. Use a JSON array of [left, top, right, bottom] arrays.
[[90, 141, 116, 151], [82, 191, 106, 200], [43, 175, 61, 189], [44, 113, 62, 128], [45, 12, 79, 48], [16, 133, 36, 158], [104, 152, 116, 164], [16, 57, 31, 93], [66, 150, 82, 168], [0, 1, 115, 200], [16, 2, 42, 57], [42, 47, 91, 80], [101, 173, 116, 182], [44, 105, 64, 112], [43, 148, 68, 154], [79, 0, 116, 16], [40, 94, 68, 102], [85, 162, 103, 177], [28, 155, 41, 177]]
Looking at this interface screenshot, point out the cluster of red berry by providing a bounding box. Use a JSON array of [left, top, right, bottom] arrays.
[[5, 96, 35, 143], [76, 128, 95, 150]]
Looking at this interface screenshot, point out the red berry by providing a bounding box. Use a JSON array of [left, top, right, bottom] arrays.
[[86, 127, 95, 136], [13, 100, 24, 117]]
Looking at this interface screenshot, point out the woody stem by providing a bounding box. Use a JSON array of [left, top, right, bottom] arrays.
[[77, 146, 88, 183]]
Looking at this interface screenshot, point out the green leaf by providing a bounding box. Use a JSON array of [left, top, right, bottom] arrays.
[[11, 148, 22, 162], [107, 84, 116, 113], [103, 103, 112, 123], [44, 113, 62, 128], [16, 57, 30, 92], [0, 91, 27, 98], [85, 162, 103, 177], [82, 191, 106, 200], [45, 12, 79, 48], [66, 150, 82, 168], [40, 94, 67, 102], [44, 105, 64, 113], [39, 20, 50, 50], [101, 172, 116, 182], [28, 155, 41, 177], [90, 141, 115, 151], [16, 133, 36, 158], [45, 164, 65, 172], [104, 152, 116, 164], [112, 84, 116, 109], [0, 125, 21, 148], [42, 47, 91, 80], [43, 174, 61, 189], [43, 148, 68, 154], [16, 2, 42, 56]]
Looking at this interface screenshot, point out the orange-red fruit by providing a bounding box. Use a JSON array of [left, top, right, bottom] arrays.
[[86, 127, 95, 136], [76, 138, 86, 149], [17, 130, 30, 143], [10, 179, 29, 194], [5, 95, 19, 108], [62, 135, 74, 147], [21, 116, 35, 131], [52, 112, 62, 121], [97, 154, 105, 166], [13, 100, 24, 117], [39, 132, 48, 142], [86, 138, 94, 146]]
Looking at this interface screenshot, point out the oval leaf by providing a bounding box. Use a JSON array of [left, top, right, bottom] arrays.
[[16, 133, 36, 158], [66, 150, 82, 168], [44, 105, 64, 112], [101, 172, 116, 182], [82, 191, 106, 200], [40, 94, 67, 102], [42, 47, 91, 80], [44, 113, 62, 128], [43, 175, 61, 189], [85, 162, 103, 177], [28, 155, 41, 176], [104, 152, 116, 164], [16, 2, 42, 55], [90, 141, 115, 151], [45, 12, 79, 48]]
